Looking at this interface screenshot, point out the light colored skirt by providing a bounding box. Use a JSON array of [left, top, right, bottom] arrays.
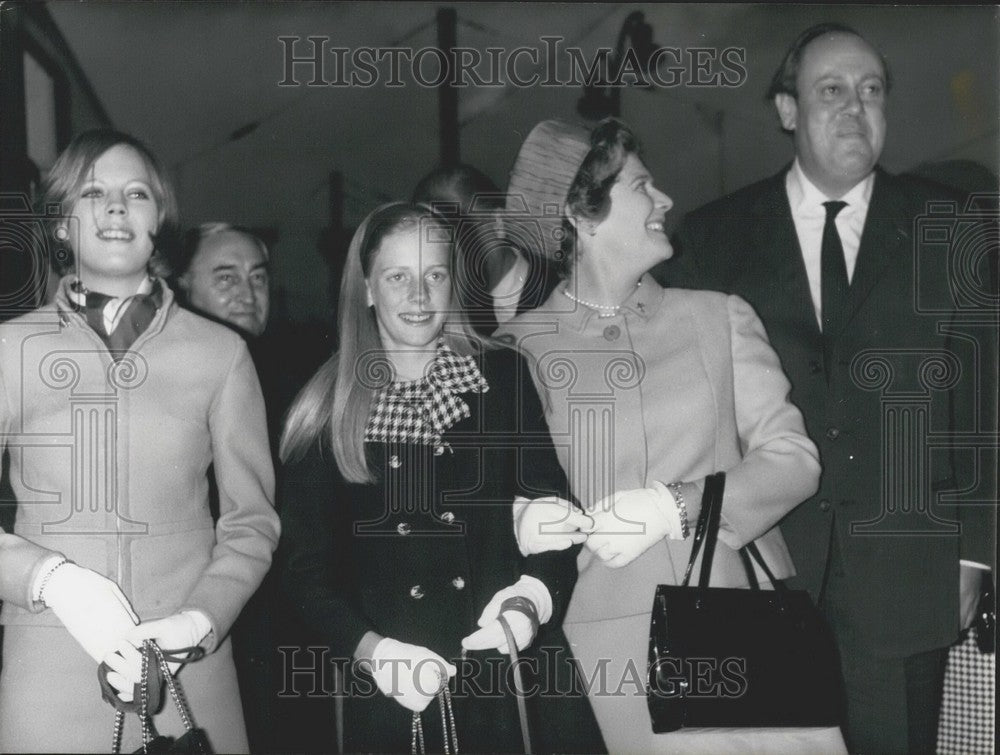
[[0, 624, 249, 753], [564, 611, 848, 754]]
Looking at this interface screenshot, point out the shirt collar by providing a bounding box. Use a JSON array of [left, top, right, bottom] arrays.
[[787, 158, 874, 215]]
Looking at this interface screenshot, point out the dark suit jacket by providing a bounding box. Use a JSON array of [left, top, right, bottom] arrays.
[[659, 166, 996, 657]]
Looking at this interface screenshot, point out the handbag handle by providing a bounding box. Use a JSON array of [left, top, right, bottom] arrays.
[[108, 640, 204, 754], [680, 472, 726, 587], [680, 472, 787, 595]]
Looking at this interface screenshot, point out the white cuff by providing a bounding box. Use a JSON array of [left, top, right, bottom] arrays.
[[650, 481, 683, 540], [182, 610, 213, 644], [516, 575, 553, 625], [512, 496, 530, 527], [31, 554, 68, 604], [960, 560, 992, 572]]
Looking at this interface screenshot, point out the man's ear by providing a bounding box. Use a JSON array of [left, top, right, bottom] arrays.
[[774, 93, 798, 131]]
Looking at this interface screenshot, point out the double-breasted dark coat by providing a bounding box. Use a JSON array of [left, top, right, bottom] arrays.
[[279, 346, 604, 753]]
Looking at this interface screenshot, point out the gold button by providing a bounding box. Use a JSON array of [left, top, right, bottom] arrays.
[[396, 522, 411, 535], [451, 577, 465, 590], [389, 455, 402, 469], [441, 512, 455, 524], [603, 325, 620, 341], [409, 585, 424, 599]]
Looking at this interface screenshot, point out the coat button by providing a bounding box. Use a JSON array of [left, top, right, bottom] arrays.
[[409, 585, 424, 599], [396, 522, 411, 535], [818, 499, 831, 512], [809, 360, 822, 375], [441, 511, 455, 524], [826, 427, 840, 440], [603, 325, 620, 341], [389, 455, 402, 469], [451, 577, 465, 590]]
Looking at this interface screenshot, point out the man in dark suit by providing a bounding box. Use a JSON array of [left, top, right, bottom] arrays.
[[661, 23, 996, 753]]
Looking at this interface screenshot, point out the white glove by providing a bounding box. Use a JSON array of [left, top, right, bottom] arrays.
[[126, 610, 212, 674], [513, 496, 591, 557], [461, 575, 551, 654], [39, 561, 139, 663], [101, 640, 145, 703], [370, 638, 457, 712], [585, 482, 680, 568]]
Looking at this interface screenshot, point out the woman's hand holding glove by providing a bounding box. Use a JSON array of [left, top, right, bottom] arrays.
[[461, 575, 551, 654], [370, 638, 457, 712], [584, 481, 681, 568], [512, 496, 591, 556]]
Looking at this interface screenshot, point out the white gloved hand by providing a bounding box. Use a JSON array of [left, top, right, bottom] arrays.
[[126, 610, 212, 674], [101, 640, 145, 703], [585, 482, 679, 568], [40, 562, 139, 663], [512, 496, 591, 557], [461, 575, 551, 654], [370, 638, 457, 712]]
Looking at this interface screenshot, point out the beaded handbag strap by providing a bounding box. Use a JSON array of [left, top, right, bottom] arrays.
[[109, 640, 203, 754], [411, 686, 459, 755]]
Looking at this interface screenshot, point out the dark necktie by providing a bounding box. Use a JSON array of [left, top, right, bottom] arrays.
[[821, 200, 849, 375]]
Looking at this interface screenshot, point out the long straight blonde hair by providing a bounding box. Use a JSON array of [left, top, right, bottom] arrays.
[[280, 202, 485, 483]]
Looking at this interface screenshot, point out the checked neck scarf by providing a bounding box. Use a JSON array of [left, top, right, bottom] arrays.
[[365, 340, 489, 452], [66, 277, 163, 361]]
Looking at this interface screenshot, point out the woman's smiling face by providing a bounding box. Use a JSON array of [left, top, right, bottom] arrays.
[[591, 153, 674, 268], [69, 143, 160, 291], [366, 225, 452, 354]]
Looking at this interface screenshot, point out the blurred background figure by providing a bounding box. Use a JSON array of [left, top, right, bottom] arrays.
[[412, 164, 559, 336]]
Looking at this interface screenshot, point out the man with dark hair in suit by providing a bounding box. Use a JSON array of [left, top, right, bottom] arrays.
[[661, 23, 996, 753]]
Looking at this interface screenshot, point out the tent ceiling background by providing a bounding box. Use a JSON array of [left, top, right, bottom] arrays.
[[45, 2, 999, 322]]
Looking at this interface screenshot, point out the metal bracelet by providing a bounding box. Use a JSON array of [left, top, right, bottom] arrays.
[[667, 482, 689, 539], [37, 557, 69, 607]]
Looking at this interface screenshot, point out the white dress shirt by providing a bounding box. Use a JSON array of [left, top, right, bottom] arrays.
[[785, 159, 874, 330]]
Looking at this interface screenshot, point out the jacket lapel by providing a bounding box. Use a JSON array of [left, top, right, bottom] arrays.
[[835, 169, 910, 338], [751, 169, 823, 343]]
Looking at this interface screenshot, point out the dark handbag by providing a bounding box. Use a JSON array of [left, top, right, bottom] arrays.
[[99, 640, 213, 754], [646, 472, 843, 732]]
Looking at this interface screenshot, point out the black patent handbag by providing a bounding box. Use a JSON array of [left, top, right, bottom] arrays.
[[646, 472, 843, 732]]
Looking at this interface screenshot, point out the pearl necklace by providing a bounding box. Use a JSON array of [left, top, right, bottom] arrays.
[[562, 279, 642, 318]]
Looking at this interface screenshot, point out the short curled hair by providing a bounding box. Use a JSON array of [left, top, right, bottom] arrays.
[[39, 129, 178, 277], [765, 22, 893, 101], [558, 118, 639, 277]]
